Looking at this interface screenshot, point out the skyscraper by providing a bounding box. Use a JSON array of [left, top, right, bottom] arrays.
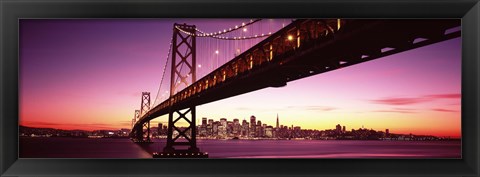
[[276, 113, 279, 129], [233, 118, 240, 136], [250, 116, 256, 127], [220, 118, 227, 127], [250, 115, 256, 137], [158, 123, 163, 135], [242, 119, 249, 137], [336, 124, 342, 134], [202, 117, 207, 126]]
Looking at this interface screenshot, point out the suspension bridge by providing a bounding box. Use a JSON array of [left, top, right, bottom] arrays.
[[128, 19, 460, 158]]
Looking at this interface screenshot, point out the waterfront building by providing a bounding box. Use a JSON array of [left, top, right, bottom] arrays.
[[265, 126, 273, 138], [202, 117, 207, 125], [241, 119, 249, 137], [213, 121, 219, 135], [233, 119, 240, 136], [220, 118, 227, 127], [250, 116, 256, 137], [157, 123, 163, 135], [336, 124, 342, 134]]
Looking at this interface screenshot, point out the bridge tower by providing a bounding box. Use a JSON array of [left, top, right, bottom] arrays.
[[140, 92, 151, 142], [163, 23, 201, 154], [131, 109, 140, 129]]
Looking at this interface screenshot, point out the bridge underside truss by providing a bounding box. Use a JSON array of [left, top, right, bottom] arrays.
[[136, 19, 460, 118]]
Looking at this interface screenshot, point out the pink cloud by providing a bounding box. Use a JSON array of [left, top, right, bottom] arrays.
[[373, 110, 416, 114], [425, 93, 461, 99], [287, 106, 337, 112], [373, 107, 417, 114], [370, 97, 429, 105], [370, 93, 461, 106], [431, 108, 459, 112]]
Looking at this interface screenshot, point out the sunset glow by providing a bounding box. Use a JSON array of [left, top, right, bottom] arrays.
[[19, 19, 461, 138]]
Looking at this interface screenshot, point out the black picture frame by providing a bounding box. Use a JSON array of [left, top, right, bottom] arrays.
[[1, 0, 479, 176]]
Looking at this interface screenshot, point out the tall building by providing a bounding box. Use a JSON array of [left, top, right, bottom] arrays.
[[213, 121, 219, 135], [242, 119, 249, 137], [207, 119, 213, 136], [233, 119, 240, 136], [250, 116, 256, 137], [220, 118, 227, 127], [250, 116, 256, 128], [202, 117, 207, 125], [265, 126, 274, 138], [158, 123, 163, 135], [336, 124, 342, 133], [256, 120, 263, 137], [276, 113, 279, 129]]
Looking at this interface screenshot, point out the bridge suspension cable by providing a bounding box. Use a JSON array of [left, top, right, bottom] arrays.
[[175, 19, 272, 40], [195, 19, 261, 37], [152, 19, 292, 107], [153, 37, 173, 107]]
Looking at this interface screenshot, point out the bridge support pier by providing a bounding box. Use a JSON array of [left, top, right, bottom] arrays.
[[131, 120, 153, 143], [163, 106, 198, 152], [154, 106, 207, 158]]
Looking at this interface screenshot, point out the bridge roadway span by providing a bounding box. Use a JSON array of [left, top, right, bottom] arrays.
[[132, 19, 460, 132]]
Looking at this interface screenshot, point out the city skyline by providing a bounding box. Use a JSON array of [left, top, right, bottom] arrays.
[[19, 113, 458, 139], [21, 116, 449, 140], [19, 19, 461, 138]]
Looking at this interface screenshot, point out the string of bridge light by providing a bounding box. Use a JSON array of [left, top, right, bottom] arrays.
[[174, 19, 272, 40], [153, 37, 174, 107], [194, 19, 261, 37]]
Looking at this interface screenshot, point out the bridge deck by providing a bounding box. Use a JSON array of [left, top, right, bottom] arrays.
[[132, 19, 460, 131]]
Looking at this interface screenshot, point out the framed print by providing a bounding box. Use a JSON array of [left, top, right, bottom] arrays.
[[1, 0, 479, 176]]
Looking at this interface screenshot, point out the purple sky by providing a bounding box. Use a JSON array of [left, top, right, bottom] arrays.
[[19, 19, 461, 137]]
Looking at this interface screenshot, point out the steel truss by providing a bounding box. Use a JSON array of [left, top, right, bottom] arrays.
[[163, 23, 199, 153]]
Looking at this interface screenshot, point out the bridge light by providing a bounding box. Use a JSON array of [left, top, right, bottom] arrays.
[[198, 64, 202, 68], [337, 19, 341, 30], [269, 44, 273, 61], [215, 50, 219, 54], [243, 28, 247, 32], [287, 35, 294, 41]]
